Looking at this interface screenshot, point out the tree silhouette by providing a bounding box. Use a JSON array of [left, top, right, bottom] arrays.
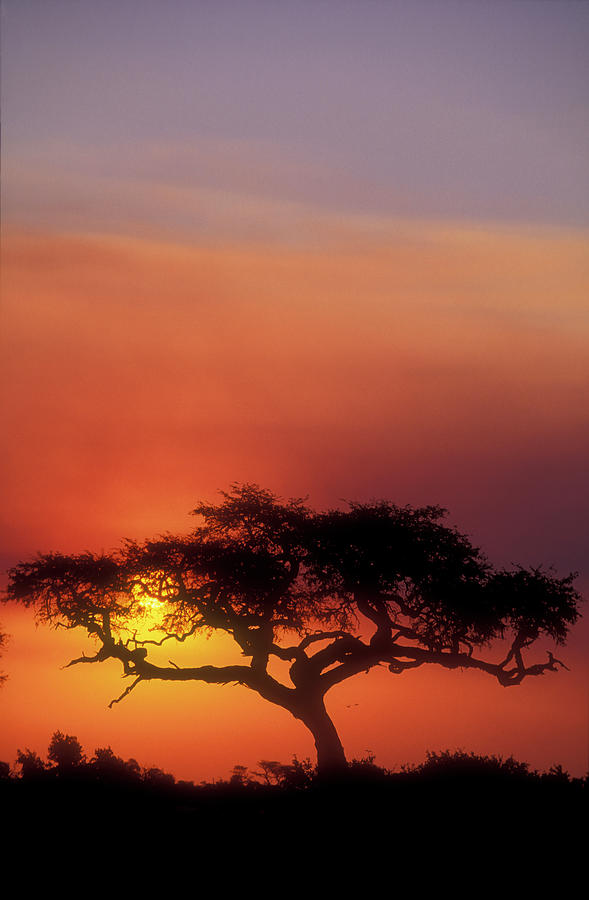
[[47, 731, 85, 773], [4, 484, 582, 774], [90, 747, 141, 783], [15, 748, 46, 780]]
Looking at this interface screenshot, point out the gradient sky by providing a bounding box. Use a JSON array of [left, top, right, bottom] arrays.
[[1, 0, 588, 780]]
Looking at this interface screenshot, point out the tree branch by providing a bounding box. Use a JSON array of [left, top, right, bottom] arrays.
[[318, 638, 571, 692], [299, 631, 351, 652], [84, 635, 299, 712], [63, 647, 111, 668], [108, 676, 143, 708], [125, 621, 202, 648]]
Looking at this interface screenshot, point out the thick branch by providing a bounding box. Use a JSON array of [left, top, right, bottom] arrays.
[[71, 635, 298, 712], [319, 638, 569, 692], [268, 632, 351, 674], [355, 592, 394, 648]]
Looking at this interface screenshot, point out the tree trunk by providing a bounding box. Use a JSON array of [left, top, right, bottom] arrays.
[[296, 697, 347, 776]]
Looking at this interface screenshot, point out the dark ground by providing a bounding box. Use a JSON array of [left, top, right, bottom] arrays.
[[2, 750, 586, 873]]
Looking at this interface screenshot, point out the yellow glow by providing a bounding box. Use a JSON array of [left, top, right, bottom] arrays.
[[126, 578, 172, 636], [136, 593, 165, 614]]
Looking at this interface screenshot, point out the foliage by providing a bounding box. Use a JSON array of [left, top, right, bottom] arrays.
[[142, 766, 176, 789], [401, 749, 533, 780], [2, 737, 585, 870], [47, 730, 86, 771], [5, 733, 586, 795], [16, 748, 47, 780], [91, 747, 141, 782], [257, 756, 315, 790], [13, 732, 170, 786]]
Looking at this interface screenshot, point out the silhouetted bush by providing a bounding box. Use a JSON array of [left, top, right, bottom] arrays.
[[48, 731, 86, 773], [16, 748, 47, 780], [401, 749, 532, 781], [2, 732, 586, 850], [90, 747, 142, 783]]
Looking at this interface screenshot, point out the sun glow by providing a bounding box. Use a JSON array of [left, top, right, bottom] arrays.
[[126, 579, 172, 637], [136, 593, 165, 615]]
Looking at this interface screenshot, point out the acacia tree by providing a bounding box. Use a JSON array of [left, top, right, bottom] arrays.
[[5, 485, 582, 774]]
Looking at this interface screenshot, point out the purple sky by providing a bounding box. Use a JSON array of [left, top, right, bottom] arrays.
[[3, 0, 588, 232]]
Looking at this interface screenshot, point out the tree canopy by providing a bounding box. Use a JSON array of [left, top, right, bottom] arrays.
[[4, 484, 582, 773]]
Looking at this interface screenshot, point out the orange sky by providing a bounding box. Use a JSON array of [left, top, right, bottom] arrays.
[[1, 223, 587, 779]]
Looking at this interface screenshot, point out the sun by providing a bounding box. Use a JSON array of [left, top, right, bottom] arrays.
[[125, 578, 171, 636]]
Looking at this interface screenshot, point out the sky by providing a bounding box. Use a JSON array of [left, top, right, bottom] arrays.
[[1, 0, 588, 780]]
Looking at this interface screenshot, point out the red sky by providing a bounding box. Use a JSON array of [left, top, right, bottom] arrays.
[[2, 1, 588, 781]]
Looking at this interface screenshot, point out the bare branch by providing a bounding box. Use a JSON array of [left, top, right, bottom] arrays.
[[128, 621, 202, 648], [63, 648, 109, 668], [496, 649, 569, 686], [108, 676, 143, 708]]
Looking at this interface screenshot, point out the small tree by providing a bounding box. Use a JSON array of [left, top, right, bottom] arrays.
[[16, 748, 46, 780], [4, 484, 582, 775], [90, 747, 141, 783], [47, 731, 85, 773]]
